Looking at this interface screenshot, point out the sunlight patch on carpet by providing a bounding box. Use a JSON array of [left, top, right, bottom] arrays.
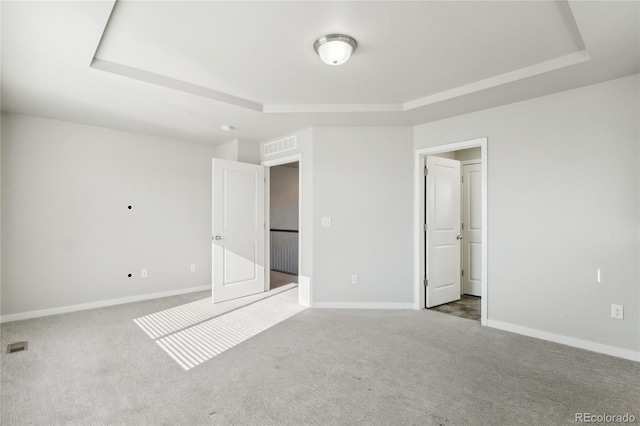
[[135, 287, 305, 370], [134, 283, 297, 339]]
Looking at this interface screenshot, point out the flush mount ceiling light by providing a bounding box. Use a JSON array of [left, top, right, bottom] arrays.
[[313, 34, 357, 66], [220, 124, 234, 131]]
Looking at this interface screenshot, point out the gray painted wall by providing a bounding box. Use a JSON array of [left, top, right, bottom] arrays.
[[415, 75, 640, 352], [2, 76, 637, 357], [431, 151, 456, 159], [213, 139, 238, 161], [431, 148, 480, 161], [214, 139, 259, 164], [237, 139, 260, 165], [456, 147, 481, 162], [313, 127, 414, 305], [1, 114, 218, 315], [270, 165, 299, 231]]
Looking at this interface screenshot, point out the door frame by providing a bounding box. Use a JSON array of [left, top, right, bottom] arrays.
[[414, 138, 488, 325], [261, 154, 304, 302]]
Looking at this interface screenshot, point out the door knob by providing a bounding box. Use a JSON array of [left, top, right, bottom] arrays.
[[456, 235, 463, 240], [214, 235, 221, 240]]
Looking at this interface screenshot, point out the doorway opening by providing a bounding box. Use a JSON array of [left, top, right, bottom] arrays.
[[211, 153, 308, 307], [262, 154, 302, 291], [414, 138, 488, 325], [268, 162, 300, 290]]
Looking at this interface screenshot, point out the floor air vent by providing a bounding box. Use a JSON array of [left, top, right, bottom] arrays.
[[6, 341, 28, 354]]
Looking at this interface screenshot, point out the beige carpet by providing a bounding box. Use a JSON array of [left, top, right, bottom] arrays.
[[1, 291, 638, 425], [134, 283, 297, 339], [152, 288, 305, 370]]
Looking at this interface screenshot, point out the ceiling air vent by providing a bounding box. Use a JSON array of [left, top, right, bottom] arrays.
[[264, 136, 297, 156], [6, 341, 28, 354]]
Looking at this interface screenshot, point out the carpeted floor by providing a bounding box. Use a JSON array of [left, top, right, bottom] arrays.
[[151, 288, 305, 370], [1, 291, 638, 425], [134, 283, 297, 339]]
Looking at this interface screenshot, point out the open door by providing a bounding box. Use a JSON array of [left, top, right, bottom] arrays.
[[425, 155, 462, 308], [462, 163, 482, 296], [212, 159, 265, 303]]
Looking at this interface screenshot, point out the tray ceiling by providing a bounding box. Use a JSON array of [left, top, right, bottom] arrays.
[[1, 1, 638, 144]]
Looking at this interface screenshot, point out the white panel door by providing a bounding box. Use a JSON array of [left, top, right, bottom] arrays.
[[212, 159, 265, 303], [463, 163, 482, 296], [425, 156, 461, 308]]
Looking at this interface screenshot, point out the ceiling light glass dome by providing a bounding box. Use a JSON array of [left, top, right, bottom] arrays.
[[313, 34, 357, 66]]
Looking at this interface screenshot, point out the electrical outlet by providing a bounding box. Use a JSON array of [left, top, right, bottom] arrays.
[[190, 264, 196, 272], [611, 304, 624, 320], [141, 268, 148, 278], [351, 274, 359, 284], [321, 217, 332, 227]]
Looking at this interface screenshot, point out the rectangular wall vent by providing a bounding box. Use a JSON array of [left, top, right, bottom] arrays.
[[264, 136, 297, 156], [6, 341, 28, 354]]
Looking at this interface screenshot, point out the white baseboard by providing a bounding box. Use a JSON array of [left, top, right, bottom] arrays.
[[0, 285, 212, 323], [312, 302, 414, 309], [487, 319, 640, 362]]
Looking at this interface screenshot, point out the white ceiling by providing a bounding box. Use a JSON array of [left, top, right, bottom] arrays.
[[1, 1, 638, 145]]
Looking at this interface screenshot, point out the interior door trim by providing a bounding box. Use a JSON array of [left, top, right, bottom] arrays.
[[413, 138, 488, 325]]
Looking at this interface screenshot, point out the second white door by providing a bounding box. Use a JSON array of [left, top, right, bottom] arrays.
[[462, 163, 482, 296], [425, 156, 462, 308]]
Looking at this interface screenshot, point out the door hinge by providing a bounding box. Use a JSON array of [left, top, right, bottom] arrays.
[[424, 166, 429, 176], [423, 223, 428, 232], [461, 269, 464, 277], [461, 176, 464, 183], [424, 279, 429, 287], [461, 222, 464, 230]]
